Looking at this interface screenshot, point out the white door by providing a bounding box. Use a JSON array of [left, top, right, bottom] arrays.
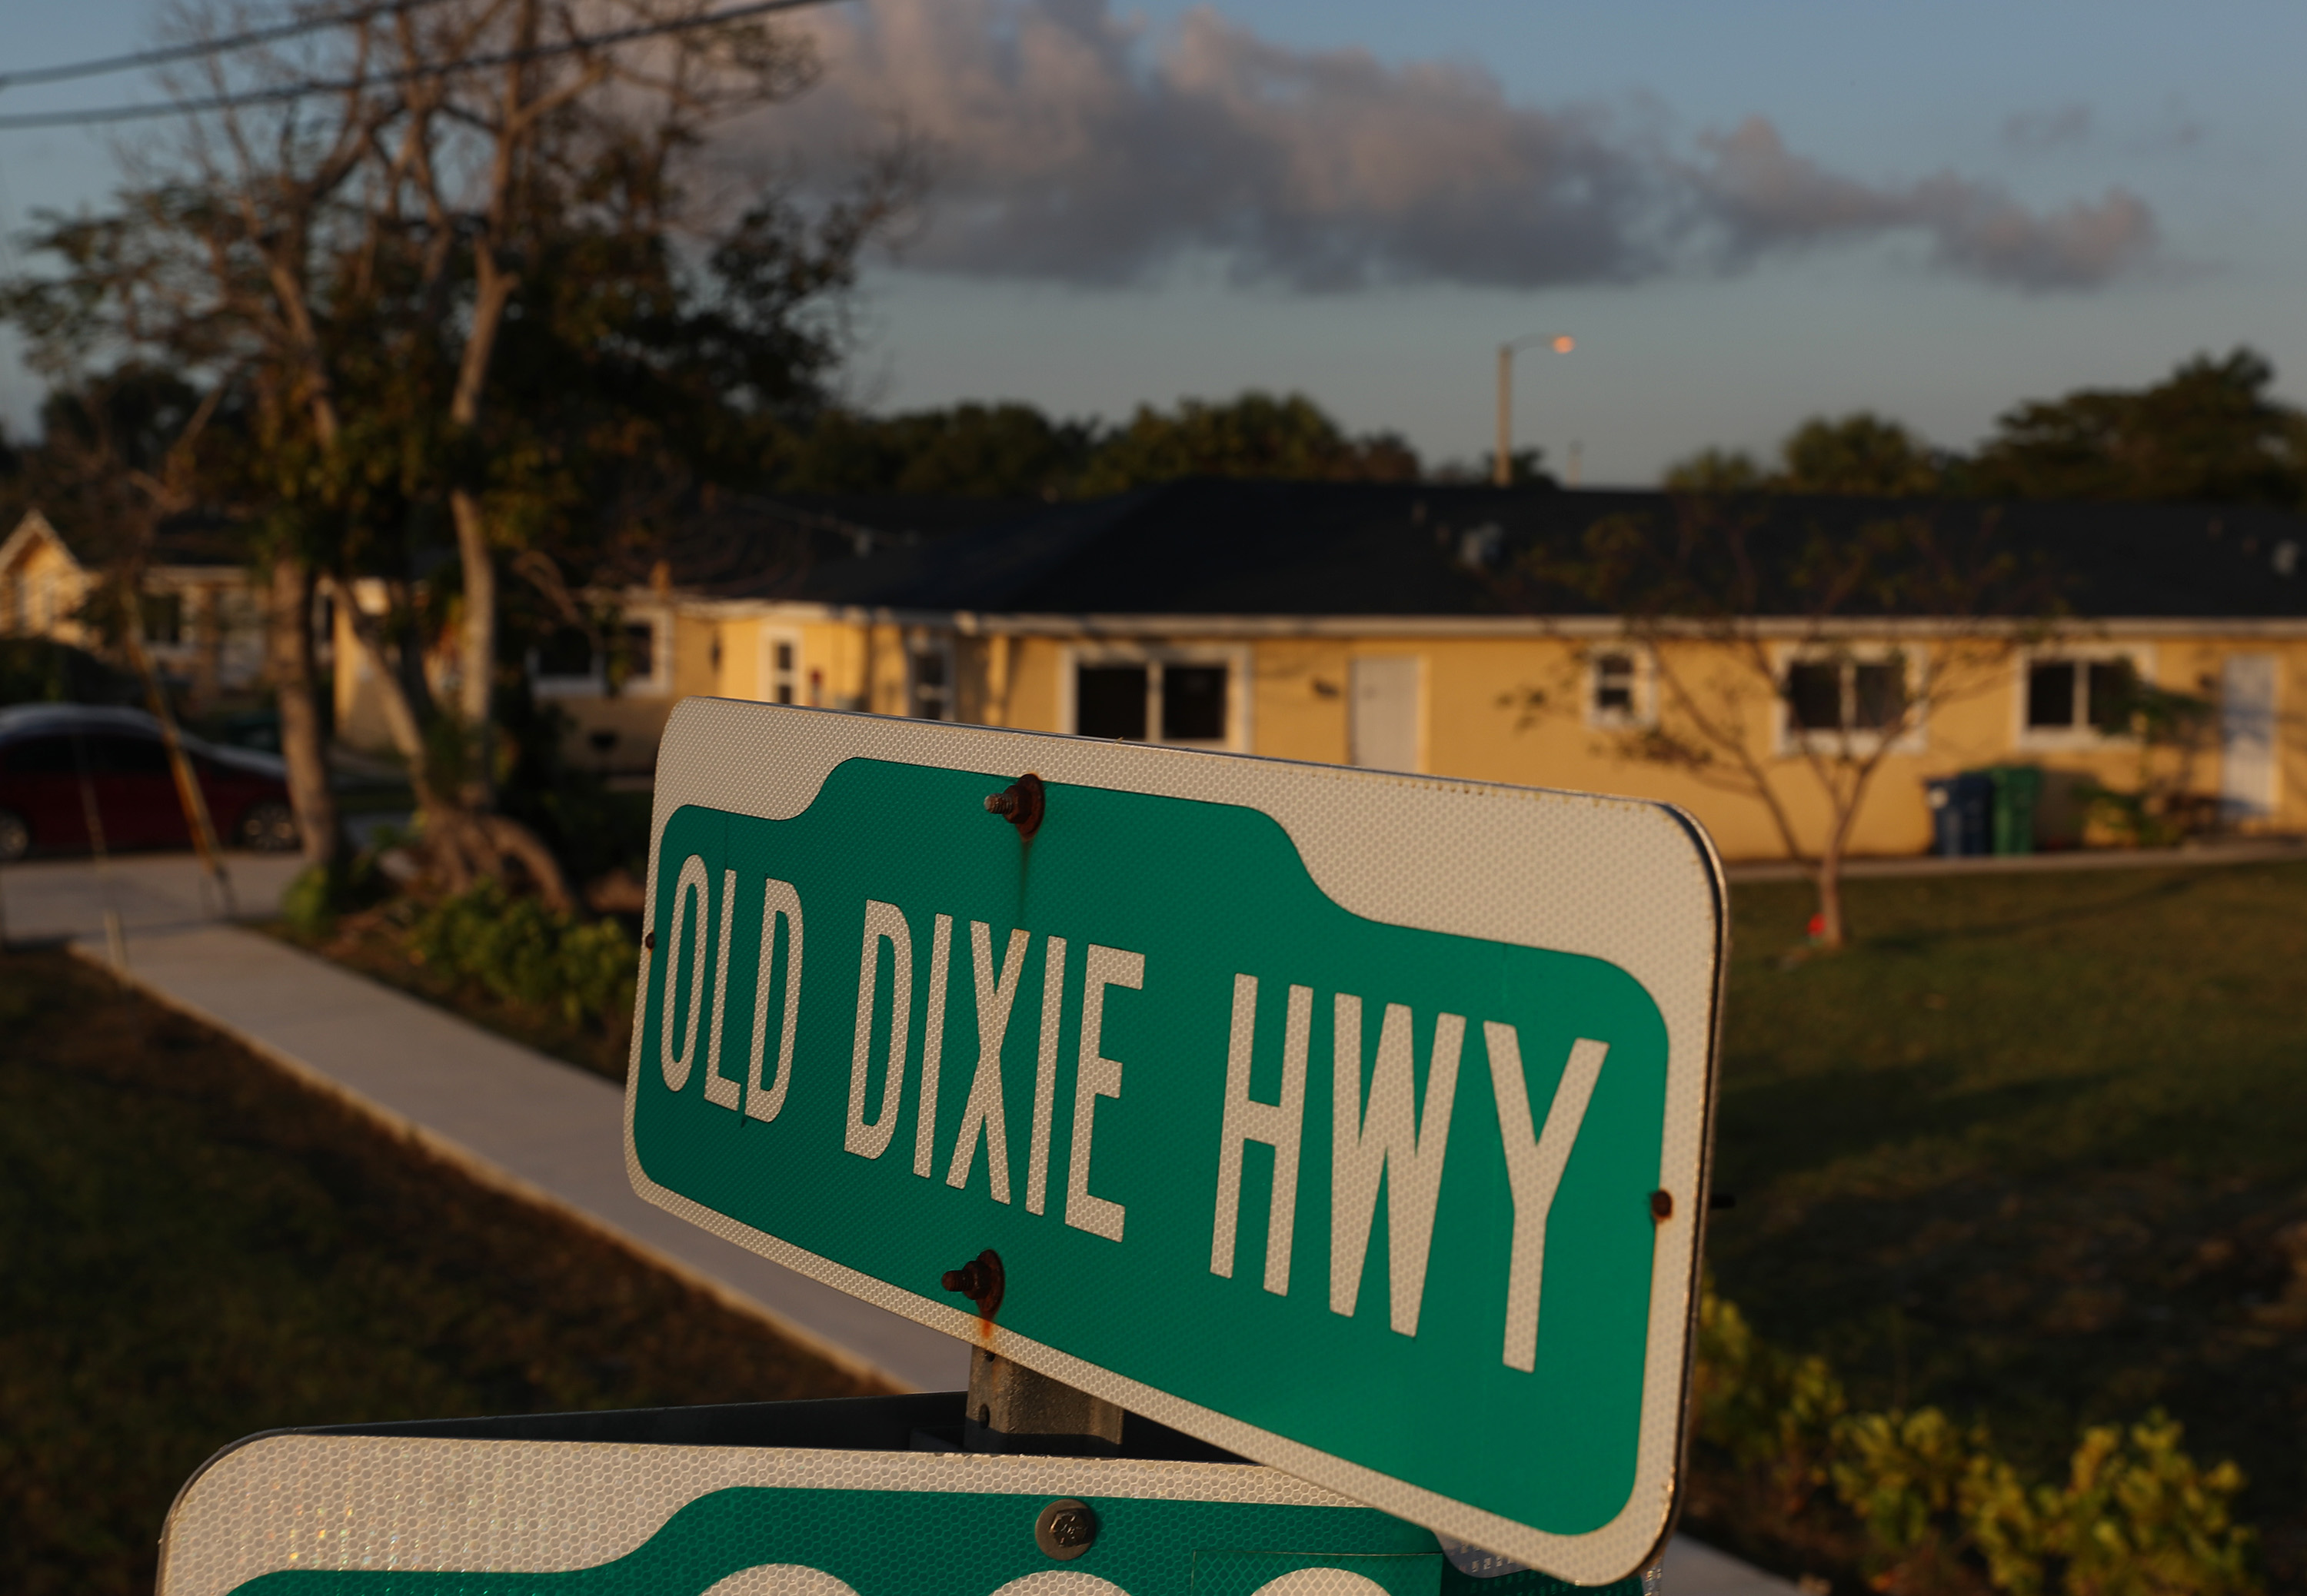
[[1350, 656, 1423, 771], [2220, 652, 2278, 821]]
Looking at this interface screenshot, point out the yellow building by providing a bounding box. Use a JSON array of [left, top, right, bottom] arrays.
[[0, 508, 271, 706], [539, 484, 2307, 863]]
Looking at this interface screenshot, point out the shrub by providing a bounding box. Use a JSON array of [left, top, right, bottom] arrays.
[[1692, 1287, 2261, 1595], [402, 879, 635, 1028]]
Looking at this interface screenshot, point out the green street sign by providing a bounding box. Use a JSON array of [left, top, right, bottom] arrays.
[[628, 702, 1724, 1584], [158, 1423, 1637, 1595]]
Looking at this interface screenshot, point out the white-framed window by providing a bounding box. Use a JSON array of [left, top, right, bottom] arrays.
[[1585, 647, 1653, 729], [620, 617, 668, 694], [528, 610, 671, 699], [530, 624, 598, 699], [1063, 644, 1248, 750], [2017, 647, 2152, 748], [907, 629, 955, 720], [761, 627, 804, 706], [1776, 647, 1926, 754]]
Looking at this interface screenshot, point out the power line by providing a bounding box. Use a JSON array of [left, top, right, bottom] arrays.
[[0, 0, 458, 94], [0, 0, 844, 131]]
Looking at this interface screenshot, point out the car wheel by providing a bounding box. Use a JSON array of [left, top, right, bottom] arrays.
[[0, 807, 28, 863], [238, 800, 301, 853]]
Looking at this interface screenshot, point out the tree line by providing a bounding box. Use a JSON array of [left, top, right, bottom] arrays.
[[1665, 348, 2307, 507]]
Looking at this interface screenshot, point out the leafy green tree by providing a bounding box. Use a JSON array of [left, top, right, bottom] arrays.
[[771, 403, 1097, 498], [767, 391, 1417, 498], [1663, 447, 1766, 494], [1076, 391, 1419, 494], [1972, 348, 2307, 505], [1664, 414, 1945, 497], [1777, 413, 1946, 496]]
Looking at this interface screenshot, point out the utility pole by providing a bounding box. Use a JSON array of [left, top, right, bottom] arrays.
[[1494, 332, 1575, 487]]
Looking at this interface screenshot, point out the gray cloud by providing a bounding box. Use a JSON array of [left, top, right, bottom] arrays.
[[1699, 118, 2157, 291], [768, 0, 2159, 294]]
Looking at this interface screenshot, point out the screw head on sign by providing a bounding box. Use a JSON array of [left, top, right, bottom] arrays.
[[982, 773, 1045, 840], [1035, 1499, 1097, 1560], [1650, 1189, 1674, 1220], [940, 1248, 1004, 1320]]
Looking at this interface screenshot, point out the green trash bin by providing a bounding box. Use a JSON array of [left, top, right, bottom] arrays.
[[1989, 764, 2042, 856]]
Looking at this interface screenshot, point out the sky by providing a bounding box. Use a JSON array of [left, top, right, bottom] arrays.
[[2, 1, 2303, 485]]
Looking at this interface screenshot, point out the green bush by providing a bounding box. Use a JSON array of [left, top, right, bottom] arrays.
[[282, 864, 335, 936], [402, 879, 635, 1027], [1693, 1290, 2259, 1594]]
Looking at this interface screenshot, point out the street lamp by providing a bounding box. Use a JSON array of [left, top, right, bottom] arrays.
[[1495, 332, 1575, 487]]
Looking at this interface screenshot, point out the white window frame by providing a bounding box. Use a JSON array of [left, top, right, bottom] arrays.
[[528, 607, 674, 700], [1060, 643, 1251, 752], [760, 626, 804, 707], [2014, 644, 2156, 752], [905, 627, 957, 721], [1773, 643, 1929, 756], [619, 609, 674, 698], [1583, 645, 1656, 730]]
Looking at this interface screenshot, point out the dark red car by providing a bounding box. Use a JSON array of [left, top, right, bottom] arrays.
[[0, 705, 299, 862]]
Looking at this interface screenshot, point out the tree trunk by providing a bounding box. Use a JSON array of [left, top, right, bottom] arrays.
[[449, 487, 496, 811], [269, 556, 339, 868], [1813, 840, 1847, 951]]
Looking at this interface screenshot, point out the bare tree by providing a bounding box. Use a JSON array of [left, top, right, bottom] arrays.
[[9, 0, 911, 901], [1523, 500, 2059, 949]]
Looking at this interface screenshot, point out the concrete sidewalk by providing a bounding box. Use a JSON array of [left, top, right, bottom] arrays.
[[0, 850, 1800, 1595]]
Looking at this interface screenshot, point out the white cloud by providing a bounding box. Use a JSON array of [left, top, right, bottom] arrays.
[[762, 0, 2160, 294]]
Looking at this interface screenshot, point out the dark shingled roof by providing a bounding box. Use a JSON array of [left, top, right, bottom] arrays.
[[669, 481, 2307, 622]]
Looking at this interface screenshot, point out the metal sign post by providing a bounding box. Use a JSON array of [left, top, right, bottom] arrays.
[[624, 701, 1725, 1584]]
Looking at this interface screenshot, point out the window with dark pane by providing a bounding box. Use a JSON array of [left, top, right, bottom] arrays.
[[910, 646, 951, 720], [91, 736, 170, 776], [538, 625, 594, 677], [3, 736, 78, 775], [1593, 653, 1636, 719], [767, 637, 799, 704], [2026, 661, 2077, 728], [1076, 665, 1149, 740], [1852, 661, 1906, 730], [1786, 662, 1844, 731], [2086, 660, 2137, 733], [1160, 665, 1229, 742], [621, 622, 657, 681]]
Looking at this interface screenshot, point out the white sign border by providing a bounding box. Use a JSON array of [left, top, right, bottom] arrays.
[[625, 699, 1726, 1587], [158, 1431, 1378, 1596]]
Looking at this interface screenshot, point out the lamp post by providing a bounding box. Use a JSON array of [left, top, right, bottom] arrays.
[[1495, 332, 1575, 487]]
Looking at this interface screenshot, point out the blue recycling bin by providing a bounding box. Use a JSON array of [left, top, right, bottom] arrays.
[[1926, 773, 1993, 856]]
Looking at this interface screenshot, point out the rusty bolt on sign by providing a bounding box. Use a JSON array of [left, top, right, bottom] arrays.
[[984, 773, 1045, 840], [941, 1249, 1005, 1321], [1035, 1499, 1098, 1560]]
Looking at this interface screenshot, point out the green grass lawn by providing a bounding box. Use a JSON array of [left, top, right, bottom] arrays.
[[0, 947, 877, 1596], [1709, 860, 2307, 1578]]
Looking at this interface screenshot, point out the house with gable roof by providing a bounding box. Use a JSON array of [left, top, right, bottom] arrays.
[[0, 507, 271, 705]]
